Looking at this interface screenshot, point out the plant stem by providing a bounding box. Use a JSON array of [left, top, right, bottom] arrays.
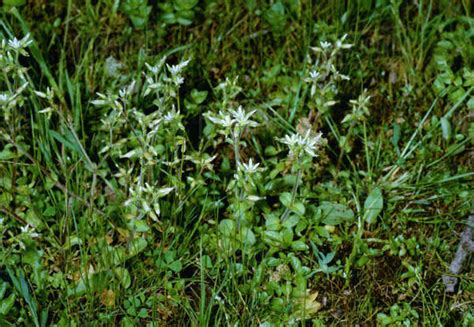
[[281, 157, 303, 222]]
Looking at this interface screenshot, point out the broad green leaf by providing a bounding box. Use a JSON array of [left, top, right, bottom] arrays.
[[265, 215, 281, 231], [363, 187, 384, 224], [218, 219, 236, 236], [279, 192, 292, 208], [128, 238, 148, 257], [168, 260, 183, 273], [174, 0, 199, 10], [112, 247, 127, 266], [289, 255, 302, 272], [240, 227, 256, 246], [291, 202, 305, 216], [282, 215, 300, 229], [263, 231, 282, 246], [114, 268, 131, 289], [318, 202, 354, 225], [191, 89, 208, 104], [0, 293, 16, 315], [291, 240, 309, 251], [0, 148, 15, 160], [131, 219, 150, 233]]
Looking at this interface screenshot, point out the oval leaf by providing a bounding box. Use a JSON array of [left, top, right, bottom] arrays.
[[363, 187, 384, 224]]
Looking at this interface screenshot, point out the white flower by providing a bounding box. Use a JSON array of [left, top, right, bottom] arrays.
[[156, 186, 174, 197], [309, 70, 320, 80], [239, 158, 262, 174], [20, 224, 40, 238], [205, 111, 234, 128], [335, 34, 353, 49], [105, 56, 124, 77], [229, 106, 258, 128], [164, 108, 180, 123], [349, 90, 371, 108], [175, 76, 184, 85], [31, 232, 41, 238], [301, 130, 323, 157], [8, 33, 32, 50], [119, 80, 136, 98], [280, 133, 301, 147], [279, 130, 324, 158], [185, 153, 217, 170], [305, 70, 321, 84], [167, 59, 190, 76], [145, 62, 160, 74], [8, 38, 22, 50], [0, 93, 11, 104], [247, 195, 265, 202], [34, 86, 54, 99], [34, 90, 47, 99], [320, 41, 331, 49], [336, 72, 350, 80]]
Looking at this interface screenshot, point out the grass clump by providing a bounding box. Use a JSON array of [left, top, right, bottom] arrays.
[[0, 1, 473, 325]]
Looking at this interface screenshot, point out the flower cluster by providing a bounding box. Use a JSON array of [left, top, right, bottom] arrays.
[[205, 105, 258, 130], [279, 130, 324, 159], [1, 34, 32, 121], [125, 183, 175, 222], [304, 34, 353, 113], [342, 90, 371, 125], [2, 33, 32, 56], [167, 58, 190, 86]]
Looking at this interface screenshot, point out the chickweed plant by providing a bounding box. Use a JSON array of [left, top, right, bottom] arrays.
[[1, 1, 473, 325]]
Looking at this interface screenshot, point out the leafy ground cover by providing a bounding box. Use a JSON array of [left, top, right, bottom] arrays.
[[0, 0, 473, 325]]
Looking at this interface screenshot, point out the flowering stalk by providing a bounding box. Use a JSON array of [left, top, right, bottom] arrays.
[[281, 160, 303, 222], [205, 105, 259, 227], [279, 130, 324, 221]]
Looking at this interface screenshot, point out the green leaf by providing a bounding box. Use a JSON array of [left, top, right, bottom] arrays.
[[174, 0, 198, 10], [0, 293, 16, 315], [191, 89, 208, 104], [128, 238, 148, 257], [318, 202, 354, 225], [265, 216, 281, 231], [168, 260, 183, 273], [440, 117, 451, 140], [264, 2, 287, 33], [131, 219, 150, 232], [49, 130, 82, 157], [240, 227, 256, 246], [363, 187, 384, 224], [0, 148, 16, 160], [43, 206, 56, 217], [279, 192, 292, 208], [112, 247, 127, 266], [0, 281, 7, 299], [282, 228, 294, 245], [282, 215, 300, 229], [218, 219, 236, 236], [3, 0, 26, 6], [291, 202, 305, 216], [114, 268, 131, 289], [291, 240, 309, 251], [263, 231, 282, 246]]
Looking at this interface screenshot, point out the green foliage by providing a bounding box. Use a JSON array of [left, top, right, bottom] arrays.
[[0, 0, 472, 325], [121, 0, 152, 29], [160, 0, 200, 26]]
